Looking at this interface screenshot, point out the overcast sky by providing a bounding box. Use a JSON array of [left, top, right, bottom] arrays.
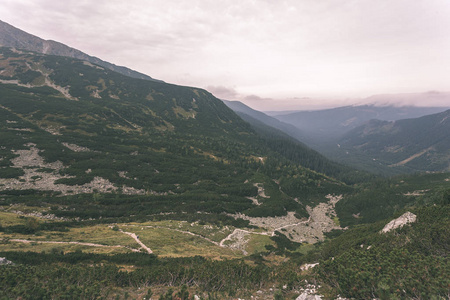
[[1, 0, 450, 110]]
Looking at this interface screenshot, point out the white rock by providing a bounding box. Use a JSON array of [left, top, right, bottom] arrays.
[[296, 293, 322, 300], [380, 212, 417, 233], [300, 263, 319, 271]]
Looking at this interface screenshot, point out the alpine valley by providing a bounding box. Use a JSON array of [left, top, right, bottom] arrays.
[[0, 20, 449, 300]]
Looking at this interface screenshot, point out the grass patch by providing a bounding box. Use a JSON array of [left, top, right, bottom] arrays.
[[63, 225, 137, 247], [294, 243, 316, 255], [121, 226, 239, 258], [333, 217, 340, 226], [245, 234, 274, 254], [0, 211, 27, 226]]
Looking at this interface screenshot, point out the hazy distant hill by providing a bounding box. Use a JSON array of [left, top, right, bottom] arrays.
[[336, 109, 450, 173], [273, 104, 449, 143], [0, 19, 160, 82], [269, 104, 449, 174]]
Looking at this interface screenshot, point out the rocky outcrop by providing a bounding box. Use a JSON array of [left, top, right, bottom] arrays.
[[380, 212, 417, 233]]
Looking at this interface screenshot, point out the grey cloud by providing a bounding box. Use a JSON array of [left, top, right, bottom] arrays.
[[206, 86, 239, 100], [2, 0, 449, 110], [244, 95, 273, 102]]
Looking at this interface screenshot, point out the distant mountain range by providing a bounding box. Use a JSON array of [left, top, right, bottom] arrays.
[[225, 100, 449, 175], [272, 103, 449, 143], [336, 109, 450, 173], [0, 20, 160, 82]]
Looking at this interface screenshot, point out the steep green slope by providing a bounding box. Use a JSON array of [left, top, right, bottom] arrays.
[[0, 47, 348, 224], [230, 111, 374, 185], [333, 172, 450, 228]]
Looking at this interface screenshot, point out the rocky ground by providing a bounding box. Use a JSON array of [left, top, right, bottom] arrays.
[[222, 194, 345, 253], [1, 147, 346, 256], [0, 143, 145, 195]]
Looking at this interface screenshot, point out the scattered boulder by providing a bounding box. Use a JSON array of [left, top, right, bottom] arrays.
[[300, 263, 319, 271], [0, 257, 14, 265], [296, 284, 323, 300], [380, 212, 417, 233]]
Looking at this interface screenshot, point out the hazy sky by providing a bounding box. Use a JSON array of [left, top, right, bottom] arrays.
[[1, 0, 450, 110]]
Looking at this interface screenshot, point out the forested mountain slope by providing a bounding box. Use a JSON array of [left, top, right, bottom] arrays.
[[0, 46, 354, 225], [316, 198, 449, 299], [305, 172, 450, 299], [223, 101, 373, 184]]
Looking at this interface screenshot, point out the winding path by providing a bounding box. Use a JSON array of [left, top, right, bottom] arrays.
[[9, 238, 138, 251], [119, 230, 153, 254], [9, 229, 156, 254]]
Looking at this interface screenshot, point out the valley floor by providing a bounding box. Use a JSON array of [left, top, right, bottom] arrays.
[[0, 194, 344, 259]]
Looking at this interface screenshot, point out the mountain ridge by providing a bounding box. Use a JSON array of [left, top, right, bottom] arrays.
[[223, 99, 309, 142], [0, 19, 161, 82], [274, 104, 450, 141]]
